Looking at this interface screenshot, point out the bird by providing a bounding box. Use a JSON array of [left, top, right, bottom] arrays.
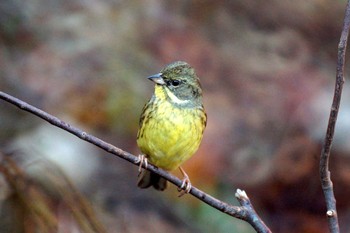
[[136, 61, 207, 195]]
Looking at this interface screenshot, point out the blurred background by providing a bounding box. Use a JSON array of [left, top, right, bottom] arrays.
[[1, 0, 350, 232]]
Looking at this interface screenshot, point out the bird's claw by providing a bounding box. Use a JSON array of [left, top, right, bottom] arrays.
[[136, 154, 148, 174], [178, 174, 192, 197]]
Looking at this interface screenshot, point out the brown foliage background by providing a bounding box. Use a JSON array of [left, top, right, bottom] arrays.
[[1, 1, 350, 232]]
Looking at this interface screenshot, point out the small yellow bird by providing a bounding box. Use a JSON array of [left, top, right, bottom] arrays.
[[137, 61, 207, 193]]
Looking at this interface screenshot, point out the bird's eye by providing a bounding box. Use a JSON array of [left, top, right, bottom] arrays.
[[171, 80, 181, 86]]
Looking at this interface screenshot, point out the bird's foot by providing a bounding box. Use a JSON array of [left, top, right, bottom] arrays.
[[136, 154, 148, 174], [177, 167, 192, 197]]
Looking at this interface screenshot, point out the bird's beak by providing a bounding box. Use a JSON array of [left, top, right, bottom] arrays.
[[148, 73, 165, 85]]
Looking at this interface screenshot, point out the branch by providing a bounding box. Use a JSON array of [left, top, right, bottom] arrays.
[[319, 1, 350, 232], [0, 91, 271, 233]]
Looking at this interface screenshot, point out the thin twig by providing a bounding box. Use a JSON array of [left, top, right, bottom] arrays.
[[0, 91, 272, 233], [319, 1, 350, 232]]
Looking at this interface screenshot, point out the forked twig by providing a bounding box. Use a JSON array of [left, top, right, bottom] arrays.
[[0, 91, 271, 233]]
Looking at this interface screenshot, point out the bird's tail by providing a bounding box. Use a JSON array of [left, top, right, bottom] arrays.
[[137, 170, 167, 191]]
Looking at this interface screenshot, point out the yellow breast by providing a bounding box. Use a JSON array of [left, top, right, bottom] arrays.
[[137, 87, 206, 171]]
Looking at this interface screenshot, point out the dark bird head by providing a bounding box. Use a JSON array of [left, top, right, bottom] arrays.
[[148, 61, 203, 107]]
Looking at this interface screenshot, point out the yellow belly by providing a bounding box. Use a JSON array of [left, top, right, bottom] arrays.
[[137, 99, 205, 171]]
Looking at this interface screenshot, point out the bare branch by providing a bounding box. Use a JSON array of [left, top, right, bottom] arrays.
[[0, 91, 271, 233], [319, 1, 350, 232]]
